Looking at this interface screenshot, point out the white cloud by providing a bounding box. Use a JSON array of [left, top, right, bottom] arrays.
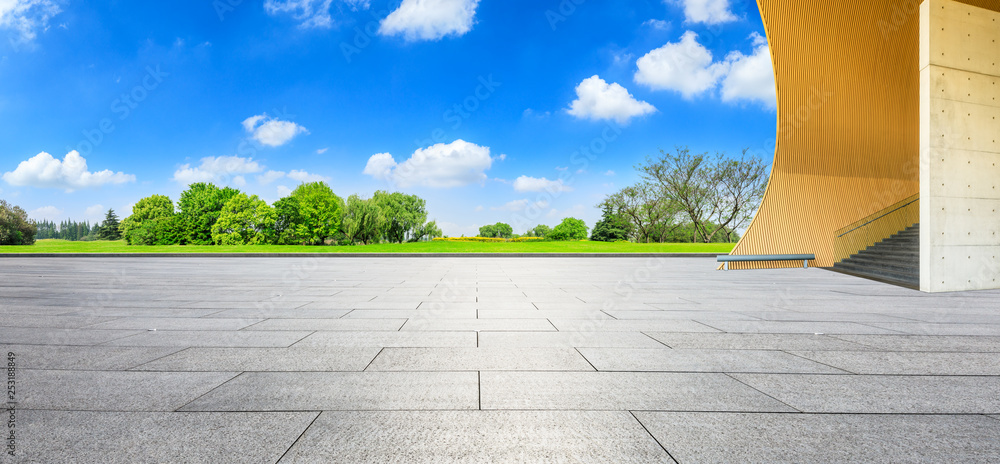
[[567, 75, 656, 125], [643, 19, 670, 30], [672, 0, 737, 25], [363, 140, 493, 188], [492, 199, 549, 212], [379, 0, 480, 41], [636, 31, 774, 106], [474, 205, 484, 212], [605, 170, 615, 176], [84, 204, 105, 220], [555, 166, 568, 171], [719, 32, 775, 107], [242, 114, 308, 147], [276, 185, 293, 197], [172, 155, 263, 185], [513, 176, 573, 194], [635, 31, 726, 98], [263, 0, 369, 28], [29, 205, 61, 221], [257, 170, 286, 185], [287, 169, 330, 183], [0, 0, 61, 46], [2, 151, 135, 192], [316, 148, 329, 154]]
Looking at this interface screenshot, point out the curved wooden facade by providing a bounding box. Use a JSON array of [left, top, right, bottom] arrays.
[[730, 0, 1000, 269]]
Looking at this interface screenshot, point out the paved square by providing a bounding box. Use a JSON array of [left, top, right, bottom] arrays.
[[2, 256, 1000, 462]]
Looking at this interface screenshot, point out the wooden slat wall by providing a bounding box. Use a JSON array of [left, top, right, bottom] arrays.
[[729, 0, 1000, 270]]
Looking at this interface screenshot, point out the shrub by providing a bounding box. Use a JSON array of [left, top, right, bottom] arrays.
[[0, 200, 37, 245], [549, 217, 588, 241]]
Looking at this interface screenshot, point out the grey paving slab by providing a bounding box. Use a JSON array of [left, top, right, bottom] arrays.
[[294, 331, 477, 347], [280, 411, 673, 463], [735, 311, 918, 323], [242, 318, 407, 331], [606, 310, 759, 321], [732, 374, 1000, 413], [0, 314, 120, 328], [204, 308, 353, 319], [102, 330, 313, 347], [788, 351, 1000, 375], [830, 334, 1000, 352], [480, 372, 795, 411], [579, 348, 845, 373], [18, 369, 238, 411], [3, 344, 183, 370], [645, 332, 875, 351], [0, 327, 143, 345], [59, 307, 228, 318], [862, 322, 1000, 336], [634, 412, 1000, 464], [342, 309, 478, 319], [697, 320, 904, 334], [478, 331, 667, 348], [549, 319, 720, 332], [16, 410, 317, 463], [85, 317, 263, 331], [181, 372, 478, 411], [477, 309, 614, 319], [367, 347, 595, 371], [399, 318, 556, 331], [133, 347, 382, 372]]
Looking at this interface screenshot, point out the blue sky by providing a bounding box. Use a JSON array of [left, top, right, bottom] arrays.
[[0, 0, 775, 236]]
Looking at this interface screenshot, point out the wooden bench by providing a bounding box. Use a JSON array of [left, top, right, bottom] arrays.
[[717, 254, 816, 270]]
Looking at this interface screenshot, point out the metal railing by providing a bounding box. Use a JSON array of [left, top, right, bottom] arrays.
[[833, 193, 919, 263]]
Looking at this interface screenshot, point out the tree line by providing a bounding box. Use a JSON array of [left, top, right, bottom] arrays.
[[477, 217, 589, 241], [590, 146, 768, 243], [118, 182, 442, 246]]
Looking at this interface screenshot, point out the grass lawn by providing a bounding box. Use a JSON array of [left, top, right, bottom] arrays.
[[0, 239, 735, 254]]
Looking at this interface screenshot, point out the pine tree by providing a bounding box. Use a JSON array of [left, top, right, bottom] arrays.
[[98, 209, 122, 240]]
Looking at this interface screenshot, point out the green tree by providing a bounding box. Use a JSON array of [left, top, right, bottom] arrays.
[[121, 195, 177, 245], [0, 200, 37, 245], [412, 220, 443, 242], [374, 191, 428, 243], [549, 217, 588, 241], [272, 196, 305, 245], [97, 209, 122, 241], [211, 194, 276, 245], [288, 182, 345, 245], [177, 183, 241, 245], [531, 224, 552, 238], [590, 203, 631, 242], [343, 195, 384, 245]]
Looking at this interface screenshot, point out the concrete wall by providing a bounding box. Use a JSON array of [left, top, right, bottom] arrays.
[[920, 0, 1000, 292]]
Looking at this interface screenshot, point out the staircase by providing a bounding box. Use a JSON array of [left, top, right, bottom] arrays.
[[832, 224, 919, 288]]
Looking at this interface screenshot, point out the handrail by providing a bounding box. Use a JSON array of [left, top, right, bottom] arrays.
[[833, 193, 919, 263], [717, 253, 815, 270], [836, 194, 920, 238]]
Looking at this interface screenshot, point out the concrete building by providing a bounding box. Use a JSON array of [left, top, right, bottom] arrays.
[[729, 0, 1000, 292]]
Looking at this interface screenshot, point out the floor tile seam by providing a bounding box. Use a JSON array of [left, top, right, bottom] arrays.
[[778, 351, 858, 374], [627, 410, 679, 464], [722, 373, 802, 413], [173, 371, 246, 412], [274, 411, 323, 463]]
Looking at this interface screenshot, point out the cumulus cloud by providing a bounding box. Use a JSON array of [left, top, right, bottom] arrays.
[[263, 0, 369, 28], [172, 155, 263, 185], [29, 205, 61, 220], [672, 0, 737, 25], [567, 75, 656, 125], [513, 176, 573, 194], [719, 32, 775, 107], [84, 204, 105, 220], [492, 199, 550, 212], [0, 0, 61, 46], [242, 114, 309, 147], [276, 185, 293, 197], [379, 0, 480, 41], [636, 31, 775, 107], [257, 170, 286, 185], [363, 140, 493, 188], [316, 148, 329, 154], [287, 169, 330, 183], [635, 31, 726, 98], [2, 151, 135, 192]]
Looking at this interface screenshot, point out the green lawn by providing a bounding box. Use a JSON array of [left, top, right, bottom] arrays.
[[0, 239, 735, 254]]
